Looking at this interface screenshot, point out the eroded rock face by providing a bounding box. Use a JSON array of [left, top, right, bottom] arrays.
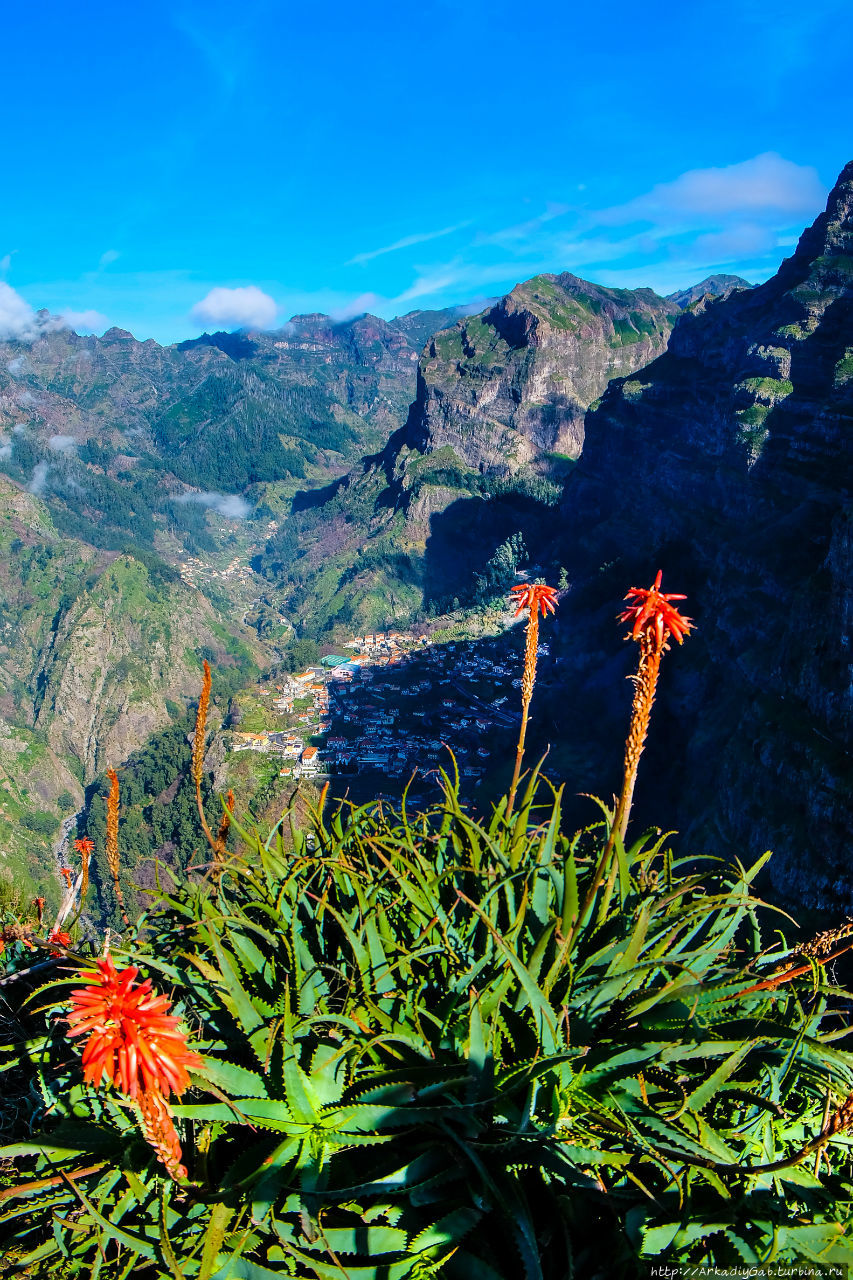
[[563, 161, 853, 909], [31, 553, 243, 781], [0, 476, 250, 785], [401, 275, 680, 473]]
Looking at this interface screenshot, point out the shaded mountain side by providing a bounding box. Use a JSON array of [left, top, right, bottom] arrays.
[[545, 160, 853, 909]]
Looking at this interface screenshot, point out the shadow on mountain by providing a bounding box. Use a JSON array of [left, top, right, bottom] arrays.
[[421, 492, 562, 609], [291, 475, 348, 512], [176, 330, 260, 360]]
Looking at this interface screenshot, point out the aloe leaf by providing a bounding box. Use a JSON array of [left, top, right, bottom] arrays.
[[410, 1206, 482, 1253], [685, 1040, 756, 1113], [193, 1059, 270, 1099]]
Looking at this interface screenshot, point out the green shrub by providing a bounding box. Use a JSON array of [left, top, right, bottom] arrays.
[[21, 810, 56, 837], [2, 765, 853, 1276]]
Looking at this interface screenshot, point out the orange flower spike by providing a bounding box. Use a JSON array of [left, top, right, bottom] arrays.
[[48, 929, 72, 957], [506, 581, 560, 817], [618, 569, 693, 646], [67, 955, 203, 1099], [510, 582, 559, 619], [74, 837, 95, 858]]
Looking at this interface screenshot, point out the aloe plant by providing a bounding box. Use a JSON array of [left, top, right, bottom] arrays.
[[2, 760, 853, 1278]]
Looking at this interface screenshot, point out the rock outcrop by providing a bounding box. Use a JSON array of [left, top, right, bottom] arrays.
[[667, 274, 752, 310], [400, 275, 680, 473]]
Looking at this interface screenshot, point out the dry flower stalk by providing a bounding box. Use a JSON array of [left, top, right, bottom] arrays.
[[506, 583, 559, 818], [105, 768, 130, 926], [193, 660, 217, 851]]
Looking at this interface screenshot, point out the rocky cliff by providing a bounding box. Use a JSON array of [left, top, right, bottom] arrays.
[[667, 274, 752, 310], [256, 274, 738, 633], [559, 161, 853, 909], [399, 275, 680, 474]]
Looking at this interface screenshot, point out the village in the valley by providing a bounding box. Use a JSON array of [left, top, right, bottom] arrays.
[[227, 627, 550, 801]]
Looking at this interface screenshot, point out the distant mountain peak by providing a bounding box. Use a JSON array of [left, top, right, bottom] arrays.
[[667, 275, 753, 310]]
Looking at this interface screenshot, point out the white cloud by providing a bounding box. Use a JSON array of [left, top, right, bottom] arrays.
[[48, 434, 77, 454], [475, 204, 570, 249], [174, 490, 252, 519], [57, 308, 108, 333], [0, 282, 107, 341], [0, 254, 12, 274], [190, 286, 277, 331], [27, 462, 49, 495], [348, 223, 471, 266], [0, 283, 43, 341], [598, 153, 825, 227], [99, 249, 120, 268], [690, 222, 778, 262]]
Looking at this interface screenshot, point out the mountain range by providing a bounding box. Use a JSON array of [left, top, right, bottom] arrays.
[[1, 158, 851, 915]]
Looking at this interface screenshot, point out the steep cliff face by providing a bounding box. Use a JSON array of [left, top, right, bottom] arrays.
[[258, 274, 723, 634], [400, 275, 679, 473], [562, 161, 853, 908], [32, 553, 251, 780], [0, 476, 255, 785]]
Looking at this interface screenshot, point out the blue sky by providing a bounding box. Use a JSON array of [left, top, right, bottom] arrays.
[[0, 0, 850, 344]]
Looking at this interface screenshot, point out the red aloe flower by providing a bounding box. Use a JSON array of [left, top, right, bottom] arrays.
[[74, 837, 95, 858], [618, 569, 693, 649], [60, 866, 73, 887], [48, 929, 72, 957], [510, 582, 559, 619], [67, 955, 203, 1099]]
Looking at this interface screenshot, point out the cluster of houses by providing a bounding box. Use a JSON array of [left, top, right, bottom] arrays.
[[226, 628, 527, 785], [178, 554, 260, 590]]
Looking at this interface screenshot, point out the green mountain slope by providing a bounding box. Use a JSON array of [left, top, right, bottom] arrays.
[[0, 308, 460, 558], [256, 275, 682, 636], [0, 474, 257, 901]]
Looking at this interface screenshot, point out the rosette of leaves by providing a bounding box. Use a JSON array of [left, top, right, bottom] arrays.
[[2, 767, 853, 1278]]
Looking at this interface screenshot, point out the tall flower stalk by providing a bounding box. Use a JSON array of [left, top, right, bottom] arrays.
[[572, 571, 692, 938], [75, 837, 94, 904], [506, 582, 559, 817]]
